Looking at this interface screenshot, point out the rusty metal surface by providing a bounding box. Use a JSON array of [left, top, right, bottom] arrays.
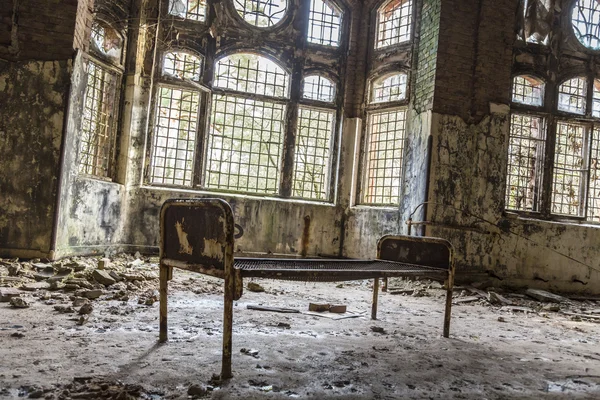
[[377, 235, 453, 270]]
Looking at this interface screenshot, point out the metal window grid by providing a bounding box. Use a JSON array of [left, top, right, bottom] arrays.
[[308, 0, 342, 47], [206, 94, 286, 194], [593, 80, 600, 117], [168, 0, 207, 21], [149, 86, 200, 186], [558, 77, 587, 115], [572, 0, 600, 49], [90, 22, 123, 60], [233, 0, 287, 27], [512, 75, 544, 107], [293, 106, 335, 200], [303, 75, 335, 102], [505, 114, 546, 211], [552, 122, 587, 216], [79, 60, 119, 178], [363, 109, 407, 205], [163, 51, 203, 81], [376, 0, 412, 48], [588, 127, 600, 222], [214, 54, 289, 98], [372, 73, 407, 103]]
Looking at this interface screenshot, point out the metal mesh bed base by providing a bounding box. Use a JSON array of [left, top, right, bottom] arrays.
[[235, 258, 449, 282]]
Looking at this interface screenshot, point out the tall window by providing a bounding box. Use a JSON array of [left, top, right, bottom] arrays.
[[149, 51, 204, 186], [207, 53, 289, 194], [307, 0, 342, 47], [506, 74, 600, 222], [168, 0, 207, 22], [78, 21, 123, 179], [376, 0, 413, 49], [293, 75, 337, 200], [361, 73, 409, 205]]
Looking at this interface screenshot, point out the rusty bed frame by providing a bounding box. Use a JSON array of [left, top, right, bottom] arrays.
[[158, 198, 455, 379]]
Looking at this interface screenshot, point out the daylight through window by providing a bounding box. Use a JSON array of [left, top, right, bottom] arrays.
[[308, 0, 342, 47], [376, 0, 413, 49], [168, 0, 207, 21], [234, 0, 288, 28]]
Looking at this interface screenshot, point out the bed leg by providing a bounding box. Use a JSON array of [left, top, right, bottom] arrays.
[[382, 277, 388, 292], [371, 278, 379, 320], [443, 274, 455, 338], [221, 270, 234, 379], [159, 263, 169, 343]]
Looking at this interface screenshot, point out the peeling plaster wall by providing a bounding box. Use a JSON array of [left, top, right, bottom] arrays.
[[0, 59, 71, 258]]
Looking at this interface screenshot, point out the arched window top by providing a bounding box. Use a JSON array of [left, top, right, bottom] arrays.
[[90, 21, 123, 62], [572, 0, 600, 50], [308, 0, 342, 47], [376, 0, 413, 49], [162, 51, 204, 81], [233, 0, 288, 28], [303, 75, 336, 102], [214, 53, 290, 98], [512, 75, 545, 106], [371, 72, 408, 103], [168, 0, 207, 22], [558, 77, 587, 114]]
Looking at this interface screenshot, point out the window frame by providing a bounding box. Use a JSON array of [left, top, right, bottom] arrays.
[[374, 0, 416, 51], [306, 0, 344, 48], [506, 72, 600, 224]]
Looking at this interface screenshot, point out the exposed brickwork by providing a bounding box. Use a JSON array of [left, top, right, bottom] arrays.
[[413, 0, 440, 113], [0, 0, 13, 46], [0, 0, 79, 61]]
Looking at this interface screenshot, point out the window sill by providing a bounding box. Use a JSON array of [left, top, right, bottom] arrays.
[[503, 211, 600, 228], [351, 204, 400, 212], [141, 185, 336, 207]]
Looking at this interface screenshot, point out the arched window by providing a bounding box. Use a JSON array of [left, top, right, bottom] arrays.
[[371, 72, 407, 103], [168, 0, 207, 22], [302, 75, 335, 102], [233, 0, 288, 28], [207, 53, 289, 194], [572, 0, 600, 50], [361, 72, 409, 205], [307, 0, 342, 47], [506, 74, 600, 222], [148, 51, 205, 186], [512, 75, 545, 106], [162, 51, 203, 81], [376, 0, 413, 49], [558, 77, 587, 114], [78, 20, 124, 180]]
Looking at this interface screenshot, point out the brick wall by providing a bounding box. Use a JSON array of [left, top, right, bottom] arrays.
[[0, 0, 13, 46], [413, 0, 441, 113]]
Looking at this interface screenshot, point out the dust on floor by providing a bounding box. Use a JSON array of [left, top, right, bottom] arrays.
[[1, 256, 600, 399]]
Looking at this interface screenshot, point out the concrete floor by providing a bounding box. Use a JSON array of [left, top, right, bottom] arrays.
[[1, 266, 600, 399]]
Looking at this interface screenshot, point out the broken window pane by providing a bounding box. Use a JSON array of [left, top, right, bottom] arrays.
[[79, 60, 120, 178], [149, 87, 199, 186], [588, 127, 600, 222], [163, 51, 203, 81], [517, 0, 553, 45], [233, 0, 288, 28], [371, 73, 407, 103], [308, 0, 342, 47], [168, 0, 207, 22], [303, 75, 335, 102], [293, 107, 335, 200], [214, 53, 289, 98], [206, 95, 285, 194], [512, 75, 545, 106], [363, 109, 407, 205], [505, 114, 546, 212], [376, 0, 412, 49], [558, 77, 587, 115], [90, 22, 123, 63], [552, 122, 587, 217], [572, 0, 600, 50]]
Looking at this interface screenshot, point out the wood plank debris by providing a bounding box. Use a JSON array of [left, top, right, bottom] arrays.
[[246, 305, 299, 313]]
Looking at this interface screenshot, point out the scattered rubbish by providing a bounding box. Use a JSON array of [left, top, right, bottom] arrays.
[[370, 326, 386, 334], [543, 304, 560, 312], [308, 303, 330, 312], [497, 316, 506, 322], [248, 282, 265, 292], [526, 289, 568, 304], [187, 383, 207, 397], [453, 296, 479, 304], [329, 304, 347, 313], [560, 311, 600, 321], [9, 297, 30, 308], [488, 291, 512, 306], [247, 305, 299, 313], [0, 288, 22, 302], [501, 306, 535, 313], [389, 289, 415, 295], [241, 348, 260, 358], [276, 322, 291, 329]]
